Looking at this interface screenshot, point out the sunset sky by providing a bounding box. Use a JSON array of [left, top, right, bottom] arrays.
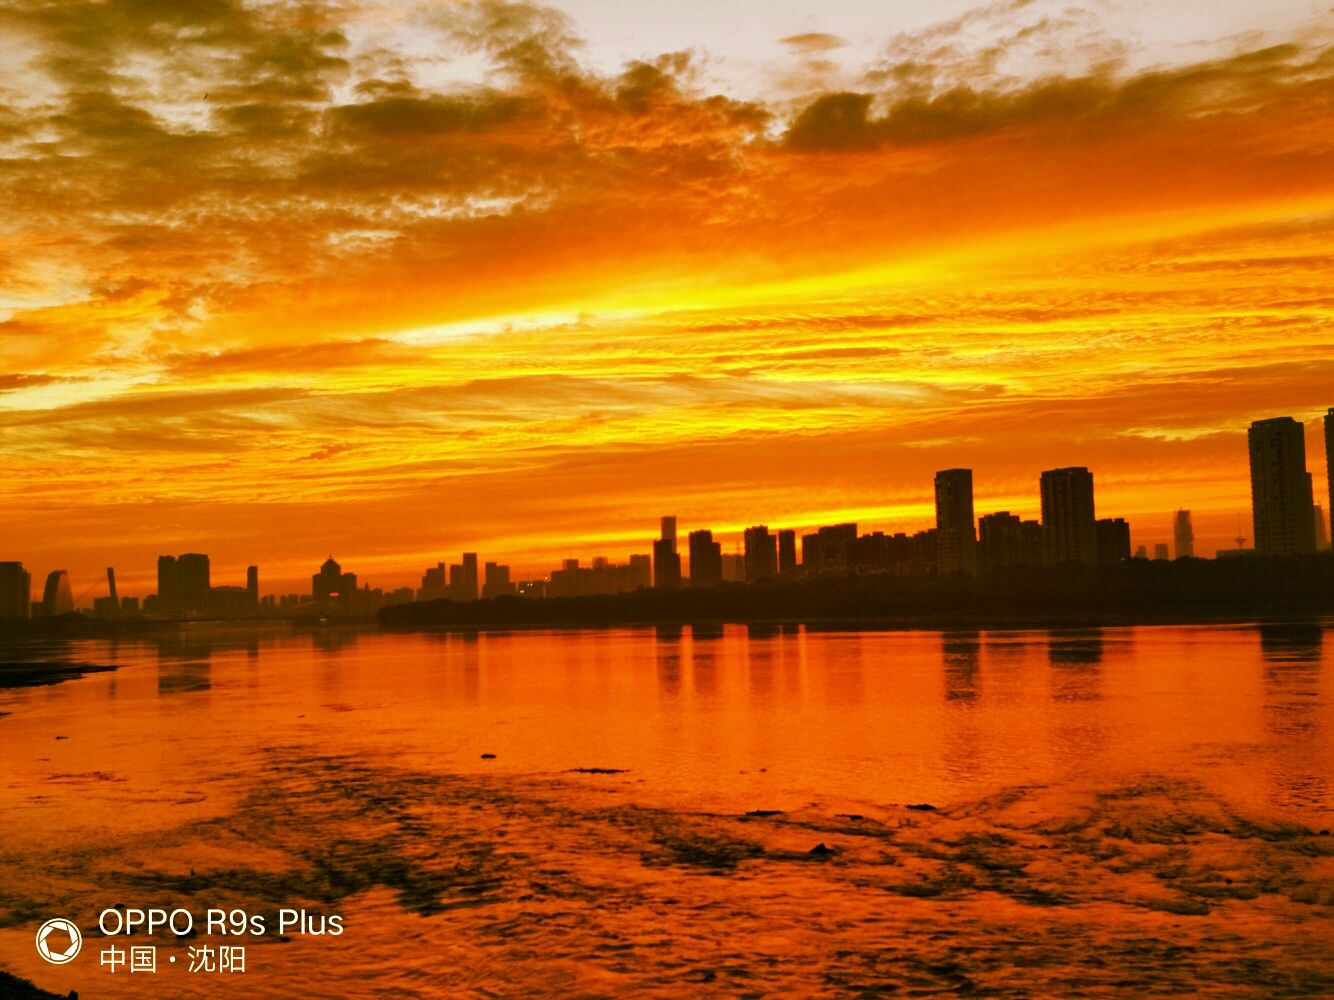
[[2, 0, 1333, 595]]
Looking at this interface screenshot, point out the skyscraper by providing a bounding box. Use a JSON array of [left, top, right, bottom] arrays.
[[1248, 416, 1316, 555], [42, 569, 73, 617], [687, 529, 722, 586], [934, 468, 977, 575], [1095, 517, 1131, 565], [1040, 467, 1097, 565], [482, 562, 515, 598], [0, 562, 31, 619], [246, 565, 259, 609], [1327, 407, 1334, 546], [743, 525, 777, 582], [1314, 505, 1329, 551], [313, 556, 357, 605], [178, 553, 211, 613], [777, 529, 797, 574], [1173, 509, 1194, 559], [653, 516, 682, 588], [458, 552, 479, 601], [157, 554, 181, 612]]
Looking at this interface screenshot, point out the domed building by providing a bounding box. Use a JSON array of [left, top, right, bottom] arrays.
[[312, 556, 357, 608]]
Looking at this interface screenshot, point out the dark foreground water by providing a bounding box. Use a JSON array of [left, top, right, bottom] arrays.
[[1, 622, 1332, 997]]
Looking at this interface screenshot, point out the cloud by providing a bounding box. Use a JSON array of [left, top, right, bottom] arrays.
[[779, 33, 846, 55]]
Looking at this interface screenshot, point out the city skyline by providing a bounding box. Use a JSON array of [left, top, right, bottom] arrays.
[[2, 2, 1333, 599], [4, 405, 1331, 614]]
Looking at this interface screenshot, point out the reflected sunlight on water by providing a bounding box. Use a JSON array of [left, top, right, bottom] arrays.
[[1, 623, 1331, 997]]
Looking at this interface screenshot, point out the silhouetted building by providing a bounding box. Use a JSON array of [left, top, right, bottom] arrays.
[[1248, 416, 1316, 555], [419, 562, 448, 602], [743, 525, 778, 582], [42, 569, 73, 617], [547, 555, 650, 597], [106, 567, 120, 618], [934, 468, 977, 575], [1095, 517, 1131, 565], [1154, 543, 1170, 560], [247, 565, 259, 609], [1040, 467, 1097, 565], [121, 596, 140, 614], [482, 562, 515, 599], [1134, 544, 1147, 559], [801, 523, 857, 574], [978, 512, 1044, 572], [777, 529, 797, 574], [205, 586, 252, 617], [178, 553, 211, 613], [1317, 504, 1330, 552], [653, 516, 682, 588], [449, 553, 479, 601], [1173, 509, 1194, 559], [687, 529, 722, 586], [0, 562, 31, 619], [157, 555, 180, 612], [1327, 408, 1334, 546], [313, 556, 357, 606]]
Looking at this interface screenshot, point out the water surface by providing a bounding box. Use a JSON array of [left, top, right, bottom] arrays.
[[1, 623, 1331, 996]]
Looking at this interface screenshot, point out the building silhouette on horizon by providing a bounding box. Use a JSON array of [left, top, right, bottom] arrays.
[[42, 569, 74, 617], [934, 468, 977, 575], [1040, 467, 1097, 565], [1248, 416, 1317, 555], [978, 512, 1044, 572], [653, 516, 681, 589], [1174, 509, 1194, 559], [0, 562, 30, 620], [1325, 407, 1334, 546], [1095, 517, 1131, 565], [688, 529, 722, 586], [743, 525, 778, 582]]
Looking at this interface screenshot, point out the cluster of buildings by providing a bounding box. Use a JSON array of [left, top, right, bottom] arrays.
[[1, 409, 1331, 621]]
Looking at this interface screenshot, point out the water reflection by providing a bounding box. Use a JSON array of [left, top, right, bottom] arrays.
[[1046, 629, 1103, 702], [942, 631, 981, 703]]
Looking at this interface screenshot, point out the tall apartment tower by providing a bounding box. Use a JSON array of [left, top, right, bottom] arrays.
[[1248, 416, 1316, 555], [0, 562, 30, 619], [246, 565, 259, 608], [42, 569, 73, 617], [1173, 509, 1194, 559], [1039, 467, 1097, 565], [653, 516, 682, 588], [777, 529, 798, 574], [1326, 408, 1334, 546], [687, 529, 722, 586], [934, 468, 977, 575], [177, 553, 211, 613], [743, 525, 778, 582]]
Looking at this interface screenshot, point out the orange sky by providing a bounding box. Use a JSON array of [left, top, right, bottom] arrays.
[[1, 0, 1333, 596]]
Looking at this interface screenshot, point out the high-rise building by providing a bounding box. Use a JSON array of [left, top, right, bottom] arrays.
[[459, 553, 479, 601], [42, 569, 73, 617], [653, 516, 681, 588], [1327, 408, 1334, 546], [482, 562, 515, 599], [1248, 416, 1316, 555], [977, 512, 1045, 572], [0, 562, 31, 619], [934, 468, 977, 575], [178, 553, 211, 613], [419, 563, 448, 601], [777, 529, 797, 574], [157, 555, 181, 612], [1173, 509, 1194, 559], [1153, 543, 1170, 560], [1317, 504, 1330, 551], [687, 529, 722, 586], [1040, 467, 1097, 565], [743, 525, 778, 582], [246, 565, 259, 609], [801, 523, 857, 574], [1095, 517, 1131, 565], [313, 556, 357, 606]]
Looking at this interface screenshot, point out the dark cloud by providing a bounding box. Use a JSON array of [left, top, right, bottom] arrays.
[[0, 373, 64, 393], [786, 43, 1326, 149]]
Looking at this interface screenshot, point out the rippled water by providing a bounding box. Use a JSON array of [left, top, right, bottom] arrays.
[[1, 622, 1332, 997]]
